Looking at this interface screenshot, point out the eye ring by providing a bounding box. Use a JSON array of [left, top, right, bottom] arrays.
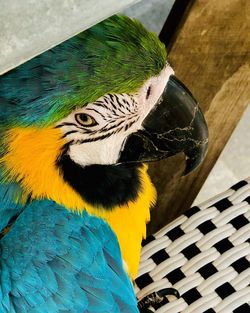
[[75, 113, 98, 127]]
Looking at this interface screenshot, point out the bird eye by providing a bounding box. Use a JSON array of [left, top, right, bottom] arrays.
[[75, 113, 98, 127], [146, 85, 152, 100]]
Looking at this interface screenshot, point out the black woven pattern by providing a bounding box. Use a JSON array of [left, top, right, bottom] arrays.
[[136, 179, 250, 312]]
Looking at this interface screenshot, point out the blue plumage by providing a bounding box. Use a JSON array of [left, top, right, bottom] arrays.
[[0, 183, 23, 233], [0, 197, 139, 312]]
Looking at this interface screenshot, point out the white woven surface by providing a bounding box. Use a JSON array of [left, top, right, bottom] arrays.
[[136, 178, 250, 313]]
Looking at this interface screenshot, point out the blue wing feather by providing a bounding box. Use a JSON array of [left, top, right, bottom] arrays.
[[0, 182, 24, 233], [0, 200, 139, 312]]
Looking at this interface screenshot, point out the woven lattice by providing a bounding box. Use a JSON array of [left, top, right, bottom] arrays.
[[136, 179, 250, 312]]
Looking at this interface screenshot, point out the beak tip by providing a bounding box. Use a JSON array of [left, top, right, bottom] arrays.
[[182, 142, 208, 176]]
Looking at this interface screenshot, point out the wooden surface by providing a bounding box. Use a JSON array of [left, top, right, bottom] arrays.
[[0, 0, 140, 75], [148, 0, 250, 234]]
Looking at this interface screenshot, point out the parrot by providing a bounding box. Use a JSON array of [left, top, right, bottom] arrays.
[[0, 14, 208, 313]]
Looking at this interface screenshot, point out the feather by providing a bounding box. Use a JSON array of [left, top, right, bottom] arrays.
[[0, 200, 139, 312]]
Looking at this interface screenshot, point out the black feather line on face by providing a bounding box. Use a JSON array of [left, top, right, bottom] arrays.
[[55, 122, 77, 128], [98, 119, 125, 133], [73, 131, 115, 144], [62, 130, 78, 138]]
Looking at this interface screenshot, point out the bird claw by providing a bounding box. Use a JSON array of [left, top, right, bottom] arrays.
[[138, 288, 180, 312]]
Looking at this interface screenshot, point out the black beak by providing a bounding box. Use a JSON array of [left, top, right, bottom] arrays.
[[118, 75, 208, 175]]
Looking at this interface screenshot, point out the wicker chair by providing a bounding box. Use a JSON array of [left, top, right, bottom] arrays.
[[136, 179, 250, 312]]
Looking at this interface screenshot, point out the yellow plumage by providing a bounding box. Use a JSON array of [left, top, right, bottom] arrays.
[[2, 127, 156, 278]]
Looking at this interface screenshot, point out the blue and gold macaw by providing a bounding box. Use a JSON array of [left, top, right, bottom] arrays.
[[0, 15, 208, 312]]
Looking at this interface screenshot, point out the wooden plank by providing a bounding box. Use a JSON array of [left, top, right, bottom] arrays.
[[0, 0, 140, 75], [148, 0, 250, 234]]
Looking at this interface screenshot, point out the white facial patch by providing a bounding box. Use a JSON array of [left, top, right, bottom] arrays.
[[68, 133, 127, 166], [56, 64, 174, 166]]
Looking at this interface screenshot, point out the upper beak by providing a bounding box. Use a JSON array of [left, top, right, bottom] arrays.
[[118, 75, 208, 175]]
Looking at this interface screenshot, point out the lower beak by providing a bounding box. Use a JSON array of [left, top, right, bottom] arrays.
[[118, 75, 208, 175]]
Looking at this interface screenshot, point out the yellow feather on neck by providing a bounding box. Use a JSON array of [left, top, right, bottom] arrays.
[[2, 127, 156, 278]]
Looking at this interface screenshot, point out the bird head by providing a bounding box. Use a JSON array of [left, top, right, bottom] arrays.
[[0, 15, 208, 210]]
